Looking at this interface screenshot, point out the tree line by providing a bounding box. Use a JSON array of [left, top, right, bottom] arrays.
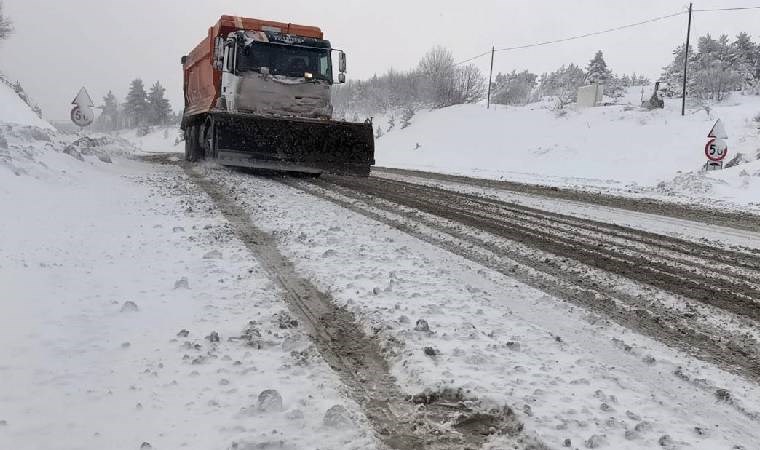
[[332, 46, 486, 122], [333, 46, 651, 120], [94, 79, 177, 133], [337, 32, 760, 122], [661, 32, 760, 101], [491, 52, 650, 108]]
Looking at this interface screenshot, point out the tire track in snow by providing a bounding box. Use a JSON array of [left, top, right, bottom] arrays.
[[280, 176, 760, 383], [174, 161, 546, 450], [374, 167, 760, 234], [323, 175, 760, 322]]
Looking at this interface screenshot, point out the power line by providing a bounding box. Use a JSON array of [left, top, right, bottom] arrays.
[[456, 10, 686, 65], [455, 50, 492, 66], [694, 5, 760, 12], [454, 5, 760, 66], [495, 11, 686, 52]]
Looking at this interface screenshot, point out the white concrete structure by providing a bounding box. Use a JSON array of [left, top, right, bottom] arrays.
[[577, 83, 604, 107]]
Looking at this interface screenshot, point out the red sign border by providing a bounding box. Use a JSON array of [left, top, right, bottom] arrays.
[[70, 106, 93, 127], [705, 138, 728, 162]]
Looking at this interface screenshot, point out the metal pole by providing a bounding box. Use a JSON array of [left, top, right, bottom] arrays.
[[487, 46, 495, 109], [681, 3, 692, 116]]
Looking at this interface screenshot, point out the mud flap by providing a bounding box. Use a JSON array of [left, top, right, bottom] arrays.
[[211, 112, 375, 176]]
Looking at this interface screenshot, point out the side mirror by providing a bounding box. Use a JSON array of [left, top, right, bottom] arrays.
[[338, 73, 346, 84], [339, 51, 347, 73]]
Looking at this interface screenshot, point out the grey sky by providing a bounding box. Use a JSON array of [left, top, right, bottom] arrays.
[[1, 0, 759, 120]]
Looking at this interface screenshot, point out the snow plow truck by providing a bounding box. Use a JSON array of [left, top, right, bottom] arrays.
[[181, 16, 375, 176]]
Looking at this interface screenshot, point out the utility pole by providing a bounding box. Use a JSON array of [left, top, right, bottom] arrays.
[[487, 46, 495, 109], [681, 3, 693, 116]]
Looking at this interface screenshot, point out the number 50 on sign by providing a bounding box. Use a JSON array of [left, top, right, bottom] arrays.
[[705, 138, 728, 162]]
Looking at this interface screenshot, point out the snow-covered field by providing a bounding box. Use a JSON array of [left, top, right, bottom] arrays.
[[0, 85, 379, 450], [374, 88, 760, 210]]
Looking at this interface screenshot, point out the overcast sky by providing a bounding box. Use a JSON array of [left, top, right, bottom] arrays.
[[2, 0, 760, 120]]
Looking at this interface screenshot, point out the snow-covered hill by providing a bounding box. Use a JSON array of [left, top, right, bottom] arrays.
[[0, 78, 53, 130], [375, 88, 760, 209]]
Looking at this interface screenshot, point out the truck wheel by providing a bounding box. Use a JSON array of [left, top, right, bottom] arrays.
[[201, 119, 215, 159], [184, 127, 194, 161], [186, 124, 204, 162]]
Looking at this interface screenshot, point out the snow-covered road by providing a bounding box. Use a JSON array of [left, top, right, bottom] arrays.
[[186, 163, 760, 450], [4, 138, 760, 450]]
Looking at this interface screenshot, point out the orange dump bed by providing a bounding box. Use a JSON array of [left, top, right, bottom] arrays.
[[183, 16, 324, 118]]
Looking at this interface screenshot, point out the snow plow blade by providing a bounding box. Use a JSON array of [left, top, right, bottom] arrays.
[[210, 112, 375, 176]]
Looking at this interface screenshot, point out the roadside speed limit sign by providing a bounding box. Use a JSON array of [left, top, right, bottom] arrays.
[[70, 106, 94, 127], [705, 138, 728, 162]]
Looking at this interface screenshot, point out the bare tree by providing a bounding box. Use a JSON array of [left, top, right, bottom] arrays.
[[454, 65, 486, 104], [0, 1, 13, 41], [332, 45, 486, 117], [418, 46, 458, 108]]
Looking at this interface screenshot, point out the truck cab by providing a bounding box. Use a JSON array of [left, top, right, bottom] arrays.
[[181, 16, 373, 176], [218, 30, 346, 119]]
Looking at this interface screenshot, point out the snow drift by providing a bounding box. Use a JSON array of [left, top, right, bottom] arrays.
[[0, 80, 140, 180], [374, 88, 760, 208], [0, 77, 52, 130]]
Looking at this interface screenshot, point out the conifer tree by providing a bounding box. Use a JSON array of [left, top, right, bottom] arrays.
[[124, 79, 148, 128], [586, 50, 612, 85], [101, 91, 120, 130], [147, 81, 172, 125], [401, 107, 415, 129], [0, 1, 12, 41]]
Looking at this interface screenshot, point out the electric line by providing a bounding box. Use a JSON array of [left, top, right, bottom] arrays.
[[495, 11, 686, 53], [455, 10, 687, 65], [693, 6, 760, 12], [455, 50, 493, 66]]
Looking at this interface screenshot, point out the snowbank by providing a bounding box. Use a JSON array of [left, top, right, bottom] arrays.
[[0, 79, 53, 130], [114, 126, 182, 153], [0, 77, 142, 181], [0, 84, 378, 449], [375, 88, 760, 207]]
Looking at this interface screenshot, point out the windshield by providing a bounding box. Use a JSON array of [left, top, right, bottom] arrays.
[[237, 42, 332, 82]]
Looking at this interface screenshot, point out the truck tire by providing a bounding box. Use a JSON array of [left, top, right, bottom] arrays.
[[201, 119, 214, 159], [186, 124, 205, 162], [184, 127, 194, 162]]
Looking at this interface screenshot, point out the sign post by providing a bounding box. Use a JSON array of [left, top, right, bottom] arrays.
[[70, 87, 95, 131], [704, 119, 728, 171]]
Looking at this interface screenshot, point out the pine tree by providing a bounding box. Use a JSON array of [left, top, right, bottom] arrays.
[[124, 79, 148, 128], [729, 32, 758, 86], [101, 91, 120, 130], [661, 33, 745, 101], [0, 1, 12, 41], [539, 64, 587, 104], [401, 107, 415, 129], [387, 114, 395, 132], [586, 50, 613, 85], [492, 70, 538, 105], [147, 81, 172, 125], [375, 125, 384, 139]]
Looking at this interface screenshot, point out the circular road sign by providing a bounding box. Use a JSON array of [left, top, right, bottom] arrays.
[[705, 138, 728, 162], [70, 106, 94, 127]]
